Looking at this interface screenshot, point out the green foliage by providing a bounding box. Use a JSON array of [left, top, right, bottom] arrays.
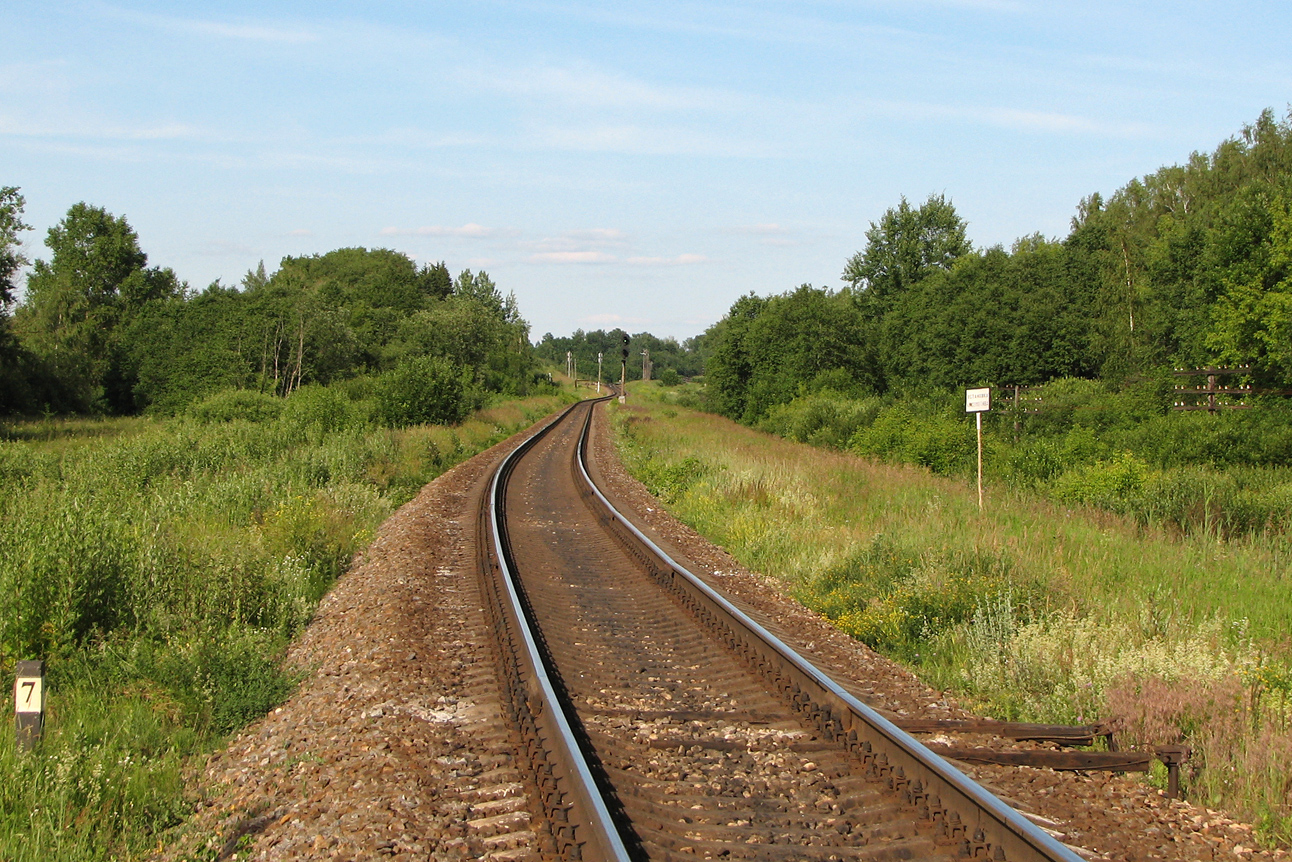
[[758, 392, 882, 449], [848, 403, 973, 476], [5, 228, 540, 417], [13, 202, 182, 413], [843, 193, 972, 315], [376, 355, 473, 428], [704, 286, 882, 423], [0, 186, 30, 307], [187, 388, 283, 423]]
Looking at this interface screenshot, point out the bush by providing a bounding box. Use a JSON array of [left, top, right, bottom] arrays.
[[849, 405, 973, 475], [279, 384, 366, 441], [376, 356, 473, 428], [188, 388, 283, 424], [658, 368, 681, 386], [759, 393, 882, 450]]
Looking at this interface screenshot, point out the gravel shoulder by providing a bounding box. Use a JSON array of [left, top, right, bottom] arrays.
[[158, 402, 1285, 862]]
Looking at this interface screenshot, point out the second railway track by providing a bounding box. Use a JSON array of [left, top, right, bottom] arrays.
[[477, 397, 1085, 862]]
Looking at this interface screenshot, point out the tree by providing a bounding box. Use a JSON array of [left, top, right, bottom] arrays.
[[15, 203, 180, 411], [842, 194, 971, 317], [704, 287, 880, 422], [0, 187, 34, 413], [0, 187, 30, 308], [420, 261, 452, 300]]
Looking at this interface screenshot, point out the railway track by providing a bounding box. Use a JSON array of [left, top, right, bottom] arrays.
[[475, 397, 1086, 862]]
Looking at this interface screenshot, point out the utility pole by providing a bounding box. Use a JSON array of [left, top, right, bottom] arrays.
[[566, 350, 573, 384], [597, 352, 603, 394], [640, 349, 651, 381]]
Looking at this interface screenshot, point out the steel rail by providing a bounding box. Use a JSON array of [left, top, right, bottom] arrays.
[[484, 397, 632, 862], [573, 402, 1086, 862]]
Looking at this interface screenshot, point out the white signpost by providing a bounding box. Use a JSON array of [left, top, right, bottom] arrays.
[[965, 388, 990, 510]]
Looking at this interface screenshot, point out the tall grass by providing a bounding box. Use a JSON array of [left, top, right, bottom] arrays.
[[617, 381, 1292, 843], [0, 387, 572, 860]]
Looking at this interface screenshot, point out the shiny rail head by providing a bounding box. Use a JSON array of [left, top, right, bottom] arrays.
[[486, 399, 634, 862]]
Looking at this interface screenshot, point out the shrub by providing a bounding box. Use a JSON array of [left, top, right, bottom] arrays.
[[278, 384, 366, 442], [187, 388, 282, 424], [658, 368, 681, 386], [759, 393, 882, 450], [376, 356, 473, 428], [849, 405, 973, 475]]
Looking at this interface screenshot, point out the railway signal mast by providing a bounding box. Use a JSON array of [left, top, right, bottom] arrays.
[[620, 335, 629, 402]]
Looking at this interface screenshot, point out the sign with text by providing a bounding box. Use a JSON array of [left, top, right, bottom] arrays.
[[965, 387, 991, 413]]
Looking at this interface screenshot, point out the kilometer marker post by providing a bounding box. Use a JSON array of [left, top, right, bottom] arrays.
[[14, 659, 44, 753], [965, 388, 991, 510]]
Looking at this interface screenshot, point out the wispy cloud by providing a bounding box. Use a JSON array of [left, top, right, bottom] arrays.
[[524, 228, 630, 254], [100, 5, 319, 44], [459, 61, 746, 113], [533, 123, 778, 158], [868, 98, 1154, 138], [380, 223, 515, 238], [0, 113, 201, 141], [529, 251, 617, 264], [626, 254, 707, 266]]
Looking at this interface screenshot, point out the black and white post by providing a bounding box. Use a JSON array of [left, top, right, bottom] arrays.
[[966, 387, 991, 511], [14, 659, 44, 752]]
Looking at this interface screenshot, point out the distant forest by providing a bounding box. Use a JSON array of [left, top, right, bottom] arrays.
[[532, 328, 706, 384], [706, 108, 1292, 424], [0, 199, 541, 419]]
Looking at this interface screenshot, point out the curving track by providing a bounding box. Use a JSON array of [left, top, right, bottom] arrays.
[[475, 398, 1085, 862]]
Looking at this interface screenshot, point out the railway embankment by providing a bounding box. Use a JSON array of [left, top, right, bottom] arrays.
[[159, 402, 1284, 861]]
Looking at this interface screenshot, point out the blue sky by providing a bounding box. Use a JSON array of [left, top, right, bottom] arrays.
[[3, 1, 1290, 341]]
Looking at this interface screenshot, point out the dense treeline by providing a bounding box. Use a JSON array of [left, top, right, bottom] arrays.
[[707, 109, 1292, 422], [0, 197, 544, 422], [534, 327, 705, 384]]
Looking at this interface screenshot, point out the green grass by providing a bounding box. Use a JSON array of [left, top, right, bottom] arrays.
[[615, 380, 1292, 844], [0, 389, 573, 860]]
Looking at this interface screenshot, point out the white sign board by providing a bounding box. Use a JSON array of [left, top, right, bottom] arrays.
[[966, 387, 991, 413], [14, 676, 42, 714]]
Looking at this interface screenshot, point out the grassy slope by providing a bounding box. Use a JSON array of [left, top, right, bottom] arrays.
[[614, 382, 1292, 841]]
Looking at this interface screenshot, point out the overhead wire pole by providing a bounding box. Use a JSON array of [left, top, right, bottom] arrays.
[[597, 352, 603, 394]]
